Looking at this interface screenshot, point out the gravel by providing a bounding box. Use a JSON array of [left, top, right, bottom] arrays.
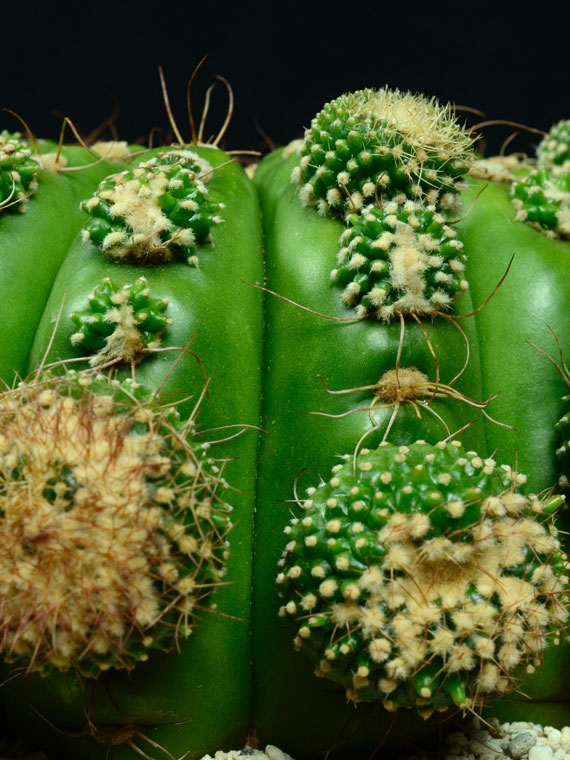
[[199, 746, 294, 760], [2, 719, 570, 759], [199, 720, 570, 760], [406, 718, 570, 760]]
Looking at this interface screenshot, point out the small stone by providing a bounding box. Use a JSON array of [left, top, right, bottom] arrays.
[[509, 732, 537, 758], [529, 745, 554, 760], [470, 739, 488, 754], [545, 728, 563, 745], [508, 723, 535, 733], [484, 738, 504, 753], [266, 747, 295, 760]]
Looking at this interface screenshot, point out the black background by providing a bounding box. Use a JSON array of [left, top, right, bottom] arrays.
[[2, 1, 568, 159]]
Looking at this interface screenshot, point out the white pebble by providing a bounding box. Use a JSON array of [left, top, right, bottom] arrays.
[[529, 746, 554, 760], [266, 746, 295, 760]]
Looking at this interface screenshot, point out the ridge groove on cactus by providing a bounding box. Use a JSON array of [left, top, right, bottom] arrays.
[[277, 440, 569, 718]]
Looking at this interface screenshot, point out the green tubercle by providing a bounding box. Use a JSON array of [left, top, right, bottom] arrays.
[[70, 276, 172, 366], [0, 131, 40, 212], [0, 368, 232, 677], [537, 120, 570, 175], [80, 148, 225, 265], [331, 196, 468, 320], [276, 440, 569, 717], [291, 88, 473, 217], [511, 167, 570, 239]]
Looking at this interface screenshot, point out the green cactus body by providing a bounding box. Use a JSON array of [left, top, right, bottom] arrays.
[[0, 141, 131, 384], [252, 116, 570, 757], [0, 144, 264, 760], [1, 88, 570, 760]]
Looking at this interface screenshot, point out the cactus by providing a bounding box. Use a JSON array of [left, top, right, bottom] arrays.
[[0, 82, 569, 760], [331, 198, 468, 319], [511, 167, 570, 239], [253, 85, 570, 756], [290, 88, 473, 216], [69, 277, 172, 366], [0, 369, 232, 677], [80, 149, 224, 265], [537, 120, 570, 175], [277, 440, 567, 717], [0, 131, 40, 211]]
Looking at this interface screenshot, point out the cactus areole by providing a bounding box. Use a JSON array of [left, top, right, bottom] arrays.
[[0, 87, 569, 760]]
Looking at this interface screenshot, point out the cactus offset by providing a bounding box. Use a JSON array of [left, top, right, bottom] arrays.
[[277, 440, 568, 717], [81, 149, 225, 265], [537, 120, 570, 175], [511, 168, 570, 239], [0, 131, 39, 211], [291, 88, 473, 217], [70, 277, 172, 366], [0, 369, 232, 677], [331, 197, 468, 319]]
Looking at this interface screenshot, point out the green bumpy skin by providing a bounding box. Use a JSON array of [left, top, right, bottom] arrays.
[[331, 197, 468, 319], [291, 88, 473, 217], [277, 440, 568, 718], [70, 276, 172, 366], [0, 131, 40, 211], [511, 167, 570, 239], [0, 369, 232, 678], [80, 148, 225, 265], [537, 120, 570, 175]]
